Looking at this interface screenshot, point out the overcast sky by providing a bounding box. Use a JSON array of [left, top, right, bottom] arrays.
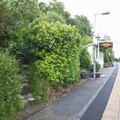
[[39, 0, 120, 58]]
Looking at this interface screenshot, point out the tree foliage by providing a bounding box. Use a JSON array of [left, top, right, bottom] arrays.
[[0, 0, 95, 111], [0, 51, 22, 120], [0, 1, 8, 36], [39, 0, 72, 25], [47, 0, 71, 22], [27, 21, 82, 102], [69, 15, 93, 37], [0, 0, 40, 55], [0, 0, 93, 53], [0, 0, 13, 47], [104, 48, 113, 67], [39, 11, 66, 24], [103, 35, 111, 41], [80, 48, 92, 70]]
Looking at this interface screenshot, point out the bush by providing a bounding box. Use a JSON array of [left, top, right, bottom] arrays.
[[0, 51, 22, 120], [26, 21, 81, 83], [90, 61, 101, 73], [29, 61, 50, 104], [26, 21, 81, 61], [96, 61, 101, 72], [27, 21, 82, 103], [104, 48, 113, 67], [80, 48, 92, 71]]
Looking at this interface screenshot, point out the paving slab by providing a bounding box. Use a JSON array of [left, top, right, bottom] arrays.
[[27, 64, 116, 120]]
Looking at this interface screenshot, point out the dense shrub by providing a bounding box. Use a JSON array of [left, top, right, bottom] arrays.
[[27, 21, 82, 102], [90, 61, 101, 73], [29, 62, 50, 104], [104, 48, 113, 67], [80, 48, 92, 71], [96, 61, 101, 72], [26, 21, 81, 60], [0, 51, 22, 120]]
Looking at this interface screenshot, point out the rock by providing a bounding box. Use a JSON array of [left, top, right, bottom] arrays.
[[20, 95, 25, 100], [22, 99, 28, 106], [26, 93, 33, 98], [23, 65, 30, 69], [27, 97, 35, 102], [23, 83, 29, 87]]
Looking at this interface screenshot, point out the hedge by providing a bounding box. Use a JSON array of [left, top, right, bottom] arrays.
[[0, 51, 22, 120]]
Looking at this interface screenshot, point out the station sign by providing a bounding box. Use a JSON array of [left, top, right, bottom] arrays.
[[99, 42, 113, 49]]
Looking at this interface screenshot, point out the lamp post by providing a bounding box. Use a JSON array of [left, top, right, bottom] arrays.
[[94, 12, 110, 37], [93, 12, 110, 78]]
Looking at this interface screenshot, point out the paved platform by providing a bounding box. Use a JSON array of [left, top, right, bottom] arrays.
[[28, 63, 116, 120], [101, 63, 120, 120]]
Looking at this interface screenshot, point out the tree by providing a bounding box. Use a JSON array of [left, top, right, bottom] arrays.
[[69, 15, 93, 37], [39, 2, 48, 13], [103, 35, 111, 41], [1, 0, 40, 55], [104, 48, 113, 67], [8, 0, 40, 23], [0, 1, 7, 36], [39, 11, 66, 24], [39, 0, 71, 24], [0, 0, 13, 47], [99, 35, 113, 66]]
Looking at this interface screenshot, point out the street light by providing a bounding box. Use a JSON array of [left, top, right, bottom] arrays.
[[97, 12, 110, 62], [101, 12, 110, 15], [93, 11, 110, 78], [94, 12, 110, 37]]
